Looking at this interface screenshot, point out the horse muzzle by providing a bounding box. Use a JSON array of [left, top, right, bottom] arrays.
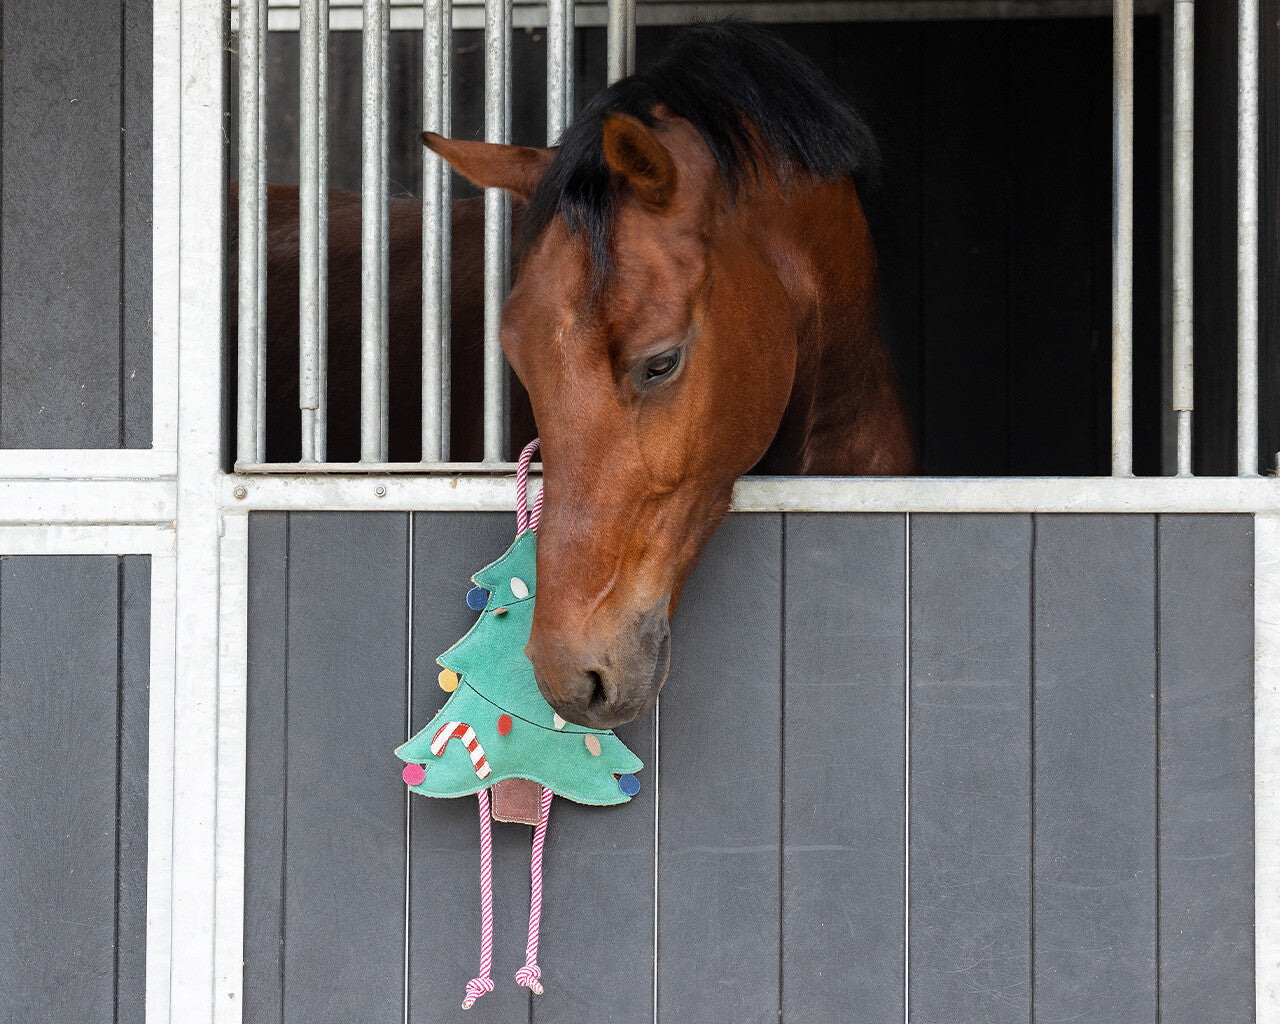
[[527, 601, 671, 729]]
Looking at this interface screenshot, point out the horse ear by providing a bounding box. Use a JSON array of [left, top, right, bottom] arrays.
[[601, 112, 677, 207], [421, 132, 555, 202]]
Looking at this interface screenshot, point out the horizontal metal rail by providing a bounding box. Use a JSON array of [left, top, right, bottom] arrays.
[[239, 0, 1167, 31], [223, 474, 1280, 514]]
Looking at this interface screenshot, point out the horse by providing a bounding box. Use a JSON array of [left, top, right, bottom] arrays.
[[422, 23, 916, 728]]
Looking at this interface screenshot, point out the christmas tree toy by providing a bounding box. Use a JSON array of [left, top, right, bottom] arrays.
[[397, 438, 643, 1009]]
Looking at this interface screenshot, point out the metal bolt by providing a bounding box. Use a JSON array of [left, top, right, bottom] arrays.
[[233, 485, 247, 500], [374, 484, 387, 498]]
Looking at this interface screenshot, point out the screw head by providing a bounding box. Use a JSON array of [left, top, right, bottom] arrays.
[[374, 484, 387, 498], [233, 485, 247, 500]]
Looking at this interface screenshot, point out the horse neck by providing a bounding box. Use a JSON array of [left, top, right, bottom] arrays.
[[752, 178, 917, 476]]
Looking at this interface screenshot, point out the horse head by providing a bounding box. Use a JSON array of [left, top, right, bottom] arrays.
[[423, 24, 895, 728]]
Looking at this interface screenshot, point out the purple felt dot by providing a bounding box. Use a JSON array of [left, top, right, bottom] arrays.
[[403, 763, 426, 787], [617, 774, 640, 797], [466, 586, 489, 611]]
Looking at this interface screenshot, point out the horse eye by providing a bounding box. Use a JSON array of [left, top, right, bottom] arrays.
[[644, 349, 681, 381]]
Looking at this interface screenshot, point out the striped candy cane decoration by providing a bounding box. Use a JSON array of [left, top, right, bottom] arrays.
[[431, 721, 491, 780], [514, 784, 555, 994]]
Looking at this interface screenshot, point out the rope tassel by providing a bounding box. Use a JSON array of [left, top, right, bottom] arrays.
[[515, 785, 555, 994], [463, 788, 496, 1009]]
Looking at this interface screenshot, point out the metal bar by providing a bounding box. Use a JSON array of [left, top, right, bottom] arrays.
[[1111, 0, 1135, 476], [299, 0, 330, 462], [421, 0, 452, 461], [213, 514, 250, 1021], [1172, 0, 1193, 476], [606, 0, 629, 81], [1255, 513, 1280, 1022], [0, 525, 175, 556], [256, 0, 269, 459], [237, 0, 265, 464], [1238, 0, 1260, 476], [547, 0, 574, 140], [1158, 6, 1175, 475], [482, 0, 511, 461], [361, 0, 390, 461], [222, 474, 1280, 514], [0, 477, 171, 526], [247, 0, 1170, 31], [0, 449, 177, 477]]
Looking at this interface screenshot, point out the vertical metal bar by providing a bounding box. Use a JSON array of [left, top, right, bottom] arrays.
[[547, 0, 574, 142], [1112, 0, 1135, 477], [1238, 0, 1260, 476], [299, 0, 330, 463], [256, 0, 268, 460], [606, 0, 631, 82], [1172, 0, 1194, 477], [236, 0, 264, 464], [1158, 7, 1175, 476], [421, 0, 452, 462], [361, 0, 389, 462], [482, 0, 511, 462]]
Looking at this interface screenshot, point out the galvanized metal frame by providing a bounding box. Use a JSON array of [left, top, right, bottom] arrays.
[[0, 0, 1269, 1021]]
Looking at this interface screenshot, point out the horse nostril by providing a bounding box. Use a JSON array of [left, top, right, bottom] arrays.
[[584, 669, 608, 710]]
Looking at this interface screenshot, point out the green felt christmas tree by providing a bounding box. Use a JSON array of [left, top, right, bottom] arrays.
[[394, 440, 642, 1009], [395, 527, 643, 803]]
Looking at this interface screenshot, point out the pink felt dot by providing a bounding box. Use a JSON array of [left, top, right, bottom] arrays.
[[402, 763, 426, 786]]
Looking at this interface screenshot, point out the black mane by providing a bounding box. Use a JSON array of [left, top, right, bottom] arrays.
[[523, 21, 880, 284]]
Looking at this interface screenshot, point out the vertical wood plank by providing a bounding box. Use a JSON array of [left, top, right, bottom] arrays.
[[1033, 515, 1156, 1023], [0, 557, 120, 1021], [0, 0, 123, 447], [282, 513, 409, 1024], [783, 513, 905, 1023], [244, 513, 290, 1024], [408, 512, 533, 1024], [118, 555, 151, 1023], [909, 515, 1031, 1024], [658, 514, 782, 1024], [122, 0, 153, 448], [1157, 515, 1254, 1023]]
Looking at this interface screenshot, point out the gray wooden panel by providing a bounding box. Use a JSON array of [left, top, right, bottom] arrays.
[[659, 514, 782, 1023], [534, 705, 655, 1019], [282, 513, 409, 1023], [1, 1, 123, 447], [1157, 515, 1254, 1023], [0, 556, 120, 1022], [1033, 515, 1156, 1023], [244, 513, 291, 1024], [122, 0, 153, 447], [118, 556, 151, 1023], [408, 513, 534, 1024], [909, 515, 1031, 1024], [782, 513, 905, 1023]]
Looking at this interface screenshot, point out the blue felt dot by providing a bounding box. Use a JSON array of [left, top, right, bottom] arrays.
[[617, 774, 641, 797], [466, 586, 489, 611]]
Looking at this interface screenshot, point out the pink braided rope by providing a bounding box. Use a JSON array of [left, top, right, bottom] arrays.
[[462, 789, 496, 1009], [516, 438, 543, 534], [515, 785, 555, 994]]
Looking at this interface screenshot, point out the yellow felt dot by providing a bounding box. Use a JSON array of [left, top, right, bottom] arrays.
[[584, 735, 602, 757], [438, 669, 459, 692]]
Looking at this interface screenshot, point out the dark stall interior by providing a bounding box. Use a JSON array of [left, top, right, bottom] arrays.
[[231, 11, 1268, 476]]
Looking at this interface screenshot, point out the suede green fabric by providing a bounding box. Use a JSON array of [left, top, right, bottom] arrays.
[[396, 530, 643, 806]]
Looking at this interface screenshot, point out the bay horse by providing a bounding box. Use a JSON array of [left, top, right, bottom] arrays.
[[423, 23, 915, 727], [240, 22, 914, 727]]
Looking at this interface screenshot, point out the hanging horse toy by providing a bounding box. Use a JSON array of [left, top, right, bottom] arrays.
[[396, 438, 643, 1008]]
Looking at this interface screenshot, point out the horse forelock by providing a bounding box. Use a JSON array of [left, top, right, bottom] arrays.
[[521, 21, 881, 290]]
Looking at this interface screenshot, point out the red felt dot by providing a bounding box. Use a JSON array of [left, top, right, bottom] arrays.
[[497, 714, 513, 736], [402, 763, 426, 786]]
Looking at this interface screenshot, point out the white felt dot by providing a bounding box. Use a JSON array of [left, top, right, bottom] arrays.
[[553, 713, 566, 730], [510, 576, 529, 600]]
